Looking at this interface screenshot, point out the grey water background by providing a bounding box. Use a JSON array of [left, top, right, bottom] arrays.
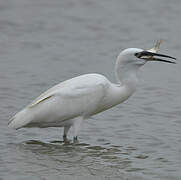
[[0, 0, 181, 179]]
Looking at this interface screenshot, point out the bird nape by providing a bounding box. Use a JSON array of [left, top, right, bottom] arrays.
[[8, 41, 176, 142]]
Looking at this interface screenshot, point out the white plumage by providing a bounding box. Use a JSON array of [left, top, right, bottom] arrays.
[[9, 73, 134, 134], [9, 41, 175, 141]]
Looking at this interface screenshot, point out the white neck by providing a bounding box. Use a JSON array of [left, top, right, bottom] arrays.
[[115, 55, 140, 90]]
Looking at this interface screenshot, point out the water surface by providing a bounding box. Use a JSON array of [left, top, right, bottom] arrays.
[[1, 0, 181, 179]]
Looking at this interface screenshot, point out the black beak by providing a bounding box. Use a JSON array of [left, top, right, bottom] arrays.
[[135, 51, 176, 64]]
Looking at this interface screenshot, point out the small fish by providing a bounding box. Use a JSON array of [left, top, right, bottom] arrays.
[[148, 40, 162, 53], [141, 40, 162, 59]]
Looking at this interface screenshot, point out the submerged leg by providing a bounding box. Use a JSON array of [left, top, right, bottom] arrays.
[[63, 125, 71, 142], [72, 117, 83, 143]]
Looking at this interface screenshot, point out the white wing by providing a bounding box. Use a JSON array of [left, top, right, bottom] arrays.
[[28, 74, 108, 108], [8, 74, 110, 129]]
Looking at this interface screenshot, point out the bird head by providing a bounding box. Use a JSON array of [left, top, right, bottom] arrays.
[[115, 40, 176, 84], [118, 40, 176, 69]]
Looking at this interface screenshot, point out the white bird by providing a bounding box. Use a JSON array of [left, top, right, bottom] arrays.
[[8, 41, 176, 142]]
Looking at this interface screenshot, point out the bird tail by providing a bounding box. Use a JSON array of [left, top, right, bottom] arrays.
[[8, 109, 31, 129]]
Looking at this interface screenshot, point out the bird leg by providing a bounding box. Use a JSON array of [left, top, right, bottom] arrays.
[[72, 117, 83, 143], [63, 125, 71, 142], [73, 136, 78, 143]]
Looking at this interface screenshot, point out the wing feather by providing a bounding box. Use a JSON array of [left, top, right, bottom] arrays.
[[8, 74, 110, 129], [27, 74, 109, 109], [28, 95, 55, 108]]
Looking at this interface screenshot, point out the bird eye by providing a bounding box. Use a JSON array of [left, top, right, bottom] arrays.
[[134, 53, 139, 57], [135, 52, 142, 58], [134, 53, 140, 58]]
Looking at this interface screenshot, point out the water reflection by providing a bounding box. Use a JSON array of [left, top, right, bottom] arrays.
[[6, 140, 142, 179], [18, 140, 129, 159], [16, 140, 134, 167]]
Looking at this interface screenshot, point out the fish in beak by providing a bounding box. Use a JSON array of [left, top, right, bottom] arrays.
[[135, 40, 176, 64]]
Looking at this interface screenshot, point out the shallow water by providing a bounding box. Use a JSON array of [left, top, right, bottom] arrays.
[[1, 0, 181, 179]]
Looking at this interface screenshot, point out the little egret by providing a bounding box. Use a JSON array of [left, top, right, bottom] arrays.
[[8, 41, 176, 142]]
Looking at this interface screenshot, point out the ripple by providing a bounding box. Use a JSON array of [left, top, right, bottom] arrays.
[[1, 0, 181, 179]]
